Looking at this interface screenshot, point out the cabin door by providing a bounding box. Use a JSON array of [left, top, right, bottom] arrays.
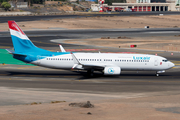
[[154, 57, 158, 66]]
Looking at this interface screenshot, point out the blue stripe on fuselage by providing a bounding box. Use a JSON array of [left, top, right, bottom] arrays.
[[13, 51, 71, 63]]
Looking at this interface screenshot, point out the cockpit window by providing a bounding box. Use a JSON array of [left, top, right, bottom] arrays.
[[162, 59, 168, 62]]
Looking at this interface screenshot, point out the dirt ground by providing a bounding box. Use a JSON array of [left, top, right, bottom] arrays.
[[1, 15, 180, 31], [1, 94, 180, 120]]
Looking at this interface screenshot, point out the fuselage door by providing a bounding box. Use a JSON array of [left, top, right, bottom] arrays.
[[154, 57, 158, 66]]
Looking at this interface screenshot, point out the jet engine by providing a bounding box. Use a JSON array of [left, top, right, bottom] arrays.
[[104, 67, 121, 75]]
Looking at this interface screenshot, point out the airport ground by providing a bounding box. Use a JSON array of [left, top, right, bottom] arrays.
[[0, 14, 180, 119], [1, 14, 180, 31]]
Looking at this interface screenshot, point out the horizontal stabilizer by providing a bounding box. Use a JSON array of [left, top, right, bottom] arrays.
[[6, 49, 14, 54], [6, 49, 27, 56]]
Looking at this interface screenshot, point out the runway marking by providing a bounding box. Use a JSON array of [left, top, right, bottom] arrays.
[[173, 61, 180, 63], [13, 75, 26, 77], [0, 74, 7, 76], [0, 43, 13, 45], [47, 76, 59, 78], [0, 76, 180, 84], [0, 46, 11, 49], [17, 66, 39, 69], [147, 31, 180, 34], [63, 76, 78, 78], [32, 40, 58, 45], [28, 75, 42, 77]]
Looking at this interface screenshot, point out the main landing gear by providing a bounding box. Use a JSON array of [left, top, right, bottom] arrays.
[[87, 69, 94, 77], [156, 73, 159, 77]]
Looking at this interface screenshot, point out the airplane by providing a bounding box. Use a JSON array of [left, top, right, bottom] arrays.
[[6, 21, 175, 77]]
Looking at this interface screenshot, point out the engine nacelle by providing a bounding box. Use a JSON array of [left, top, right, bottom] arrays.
[[104, 67, 121, 75]]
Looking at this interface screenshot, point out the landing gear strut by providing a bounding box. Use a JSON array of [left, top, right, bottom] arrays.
[[156, 71, 159, 77], [156, 70, 165, 77]]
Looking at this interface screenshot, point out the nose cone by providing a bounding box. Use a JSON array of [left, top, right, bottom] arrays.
[[169, 62, 175, 68]]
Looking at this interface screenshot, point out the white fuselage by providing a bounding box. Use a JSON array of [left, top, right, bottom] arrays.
[[32, 53, 174, 71]]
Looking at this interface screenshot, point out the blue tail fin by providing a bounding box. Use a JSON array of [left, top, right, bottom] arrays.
[[8, 21, 49, 54]]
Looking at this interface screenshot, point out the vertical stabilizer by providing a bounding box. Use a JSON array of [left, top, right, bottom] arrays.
[[8, 21, 37, 53]]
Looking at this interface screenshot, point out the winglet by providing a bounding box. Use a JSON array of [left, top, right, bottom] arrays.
[[59, 44, 66, 52]]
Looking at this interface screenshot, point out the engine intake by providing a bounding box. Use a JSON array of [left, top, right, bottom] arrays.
[[104, 67, 121, 75]]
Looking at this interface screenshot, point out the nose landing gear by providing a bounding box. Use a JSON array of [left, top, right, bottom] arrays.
[[156, 73, 159, 77], [156, 70, 165, 77]]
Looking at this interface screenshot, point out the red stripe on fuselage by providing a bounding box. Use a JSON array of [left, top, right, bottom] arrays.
[[8, 21, 25, 35]]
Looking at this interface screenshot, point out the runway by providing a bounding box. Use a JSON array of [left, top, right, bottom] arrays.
[[0, 28, 180, 106], [0, 63, 180, 106]]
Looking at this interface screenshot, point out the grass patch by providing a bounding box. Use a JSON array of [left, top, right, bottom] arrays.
[[0, 49, 34, 66]]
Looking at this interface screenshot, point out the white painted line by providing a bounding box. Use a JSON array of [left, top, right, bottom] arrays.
[[147, 31, 180, 34]]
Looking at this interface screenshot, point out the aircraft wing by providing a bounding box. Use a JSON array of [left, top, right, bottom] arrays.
[[81, 63, 105, 70], [71, 52, 114, 70]]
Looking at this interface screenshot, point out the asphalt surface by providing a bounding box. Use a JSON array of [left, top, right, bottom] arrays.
[[0, 28, 180, 106], [0, 66, 179, 92], [1, 11, 180, 23]]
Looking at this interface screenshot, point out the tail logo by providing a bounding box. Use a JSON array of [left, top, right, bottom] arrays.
[[9, 21, 25, 35]]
